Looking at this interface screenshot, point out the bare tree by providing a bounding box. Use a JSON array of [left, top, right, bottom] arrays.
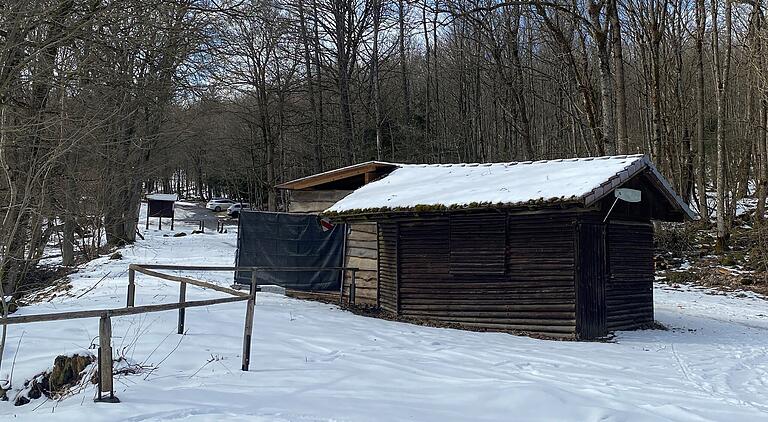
[[711, 0, 733, 251]]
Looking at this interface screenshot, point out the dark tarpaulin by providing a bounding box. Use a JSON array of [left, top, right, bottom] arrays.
[[234, 211, 345, 290]]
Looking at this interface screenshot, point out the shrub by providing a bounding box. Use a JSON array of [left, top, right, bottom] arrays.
[[655, 223, 697, 257]]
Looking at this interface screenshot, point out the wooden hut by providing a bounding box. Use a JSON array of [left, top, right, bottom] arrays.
[[276, 162, 398, 304], [323, 155, 695, 339], [145, 193, 178, 230]]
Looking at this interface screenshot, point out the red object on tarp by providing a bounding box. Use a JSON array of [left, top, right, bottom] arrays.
[[319, 217, 334, 232]]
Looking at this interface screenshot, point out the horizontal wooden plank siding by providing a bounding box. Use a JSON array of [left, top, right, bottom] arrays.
[[377, 222, 398, 313], [343, 222, 378, 304], [575, 222, 607, 339], [450, 214, 506, 275], [385, 211, 578, 337], [287, 190, 352, 213], [605, 222, 654, 331], [505, 213, 577, 336]]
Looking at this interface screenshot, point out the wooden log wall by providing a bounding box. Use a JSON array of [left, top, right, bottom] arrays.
[[377, 223, 398, 313], [287, 190, 352, 213], [385, 211, 580, 338], [605, 221, 654, 330], [575, 222, 607, 339], [342, 222, 378, 304], [288, 190, 352, 214]]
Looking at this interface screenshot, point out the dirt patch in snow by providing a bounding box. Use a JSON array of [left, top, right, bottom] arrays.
[[656, 220, 768, 298], [12, 354, 95, 406]]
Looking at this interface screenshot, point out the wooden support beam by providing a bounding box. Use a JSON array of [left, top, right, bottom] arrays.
[[127, 268, 136, 307], [178, 282, 186, 334], [94, 314, 119, 403], [242, 273, 257, 371]]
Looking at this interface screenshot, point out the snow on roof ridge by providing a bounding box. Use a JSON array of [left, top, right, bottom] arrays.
[[399, 154, 645, 169], [146, 193, 178, 201]]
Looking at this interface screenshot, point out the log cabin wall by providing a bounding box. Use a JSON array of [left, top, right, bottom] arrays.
[[379, 211, 581, 338], [343, 222, 378, 304], [377, 223, 398, 313], [575, 221, 607, 339], [605, 221, 654, 330], [287, 190, 352, 213]]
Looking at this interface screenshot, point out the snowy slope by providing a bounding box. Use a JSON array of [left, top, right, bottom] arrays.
[[1, 206, 768, 421]]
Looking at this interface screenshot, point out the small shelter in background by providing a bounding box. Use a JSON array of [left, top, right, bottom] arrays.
[[276, 162, 398, 303], [146, 193, 178, 230], [320, 155, 694, 339]]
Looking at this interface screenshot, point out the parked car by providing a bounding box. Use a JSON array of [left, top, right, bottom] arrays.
[[206, 198, 236, 212], [227, 203, 250, 218]]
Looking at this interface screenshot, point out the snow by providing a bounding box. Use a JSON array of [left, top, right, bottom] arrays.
[[172, 202, 199, 220], [147, 194, 179, 202], [2, 205, 768, 421], [328, 155, 647, 213]]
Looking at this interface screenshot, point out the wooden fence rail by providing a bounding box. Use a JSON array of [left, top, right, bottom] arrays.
[[1, 263, 357, 404]]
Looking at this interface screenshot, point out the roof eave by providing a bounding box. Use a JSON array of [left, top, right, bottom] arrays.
[[275, 161, 400, 190], [581, 155, 696, 220]]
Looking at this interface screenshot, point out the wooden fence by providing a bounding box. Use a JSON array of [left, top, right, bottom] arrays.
[[0, 263, 356, 403]]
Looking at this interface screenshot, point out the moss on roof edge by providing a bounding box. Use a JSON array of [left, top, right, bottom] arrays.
[[321, 196, 584, 218]]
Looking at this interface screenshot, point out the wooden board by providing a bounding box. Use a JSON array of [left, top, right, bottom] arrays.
[[287, 190, 352, 213], [377, 211, 581, 336]]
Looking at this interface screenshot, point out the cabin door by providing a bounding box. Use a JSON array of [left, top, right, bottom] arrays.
[[576, 222, 607, 339]]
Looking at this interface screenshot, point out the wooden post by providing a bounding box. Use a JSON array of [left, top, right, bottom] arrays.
[[241, 272, 257, 371], [127, 268, 136, 307], [158, 216, 162, 230], [94, 314, 119, 403], [350, 270, 356, 306], [145, 211, 149, 230], [177, 281, 186, 334], [171, 214, 175, 231]]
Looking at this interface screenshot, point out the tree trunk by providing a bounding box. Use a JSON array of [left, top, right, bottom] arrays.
[[695, 0, 708, 221], [398, 0, 411, 126], [609, 1, 629, 154], [297, 0, 323, 172], [588, 3, 615, 154], [711, 0, 732, 251], [509, 6, 534, 160], [372, 0, 383, 160], [758, 98, 768, 219]]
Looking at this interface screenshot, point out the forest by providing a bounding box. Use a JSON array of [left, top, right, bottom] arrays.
[[0, 0, 764, 296]]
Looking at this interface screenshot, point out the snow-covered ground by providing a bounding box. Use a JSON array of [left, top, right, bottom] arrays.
[[2, 206, 768, 421]]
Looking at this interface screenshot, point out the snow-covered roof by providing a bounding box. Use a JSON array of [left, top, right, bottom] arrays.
[[326, 155, 695, 219], [146, 193, 178, 202]]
